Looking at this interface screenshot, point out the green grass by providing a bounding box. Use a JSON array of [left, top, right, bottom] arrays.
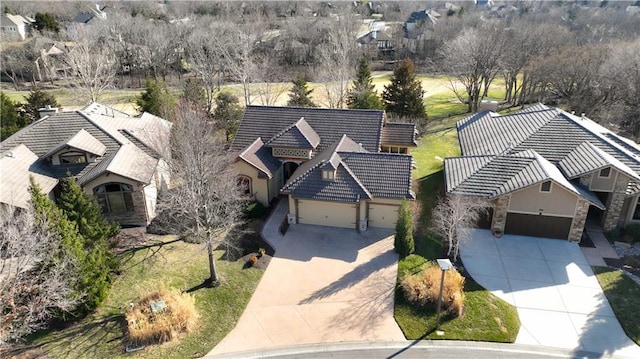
[[593, 267, 640, 345], [30, 236, 264, 358]]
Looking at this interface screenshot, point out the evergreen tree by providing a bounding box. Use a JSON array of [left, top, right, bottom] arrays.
[[29, 178, 86, 317], [23, 87, 60, 122], [34, 12, 59, 33], [382, 59, 427, 121], [57, 177, 119, 313], [346, 58, 383, 110], [213, 92, 244, 142], [394, 199, 414, 258], [1, 92, 29, 139], [287, 76, 317, 107], [136, 78, 176, 118], [181, 78, 208, 112]]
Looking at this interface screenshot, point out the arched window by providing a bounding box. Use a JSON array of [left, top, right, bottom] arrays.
[[59, 151, 87, 164], [236, 175, 252, 196], [94, 183, 134, 213]]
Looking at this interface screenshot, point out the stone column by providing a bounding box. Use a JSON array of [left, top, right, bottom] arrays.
[[603, 175, 629, 230], [491, 196, 510, 237], [569, 198, 589, 242]]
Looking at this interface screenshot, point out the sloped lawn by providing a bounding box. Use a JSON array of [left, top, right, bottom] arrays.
[[27, 235, 264, 359], [593, 267, 640, 345]]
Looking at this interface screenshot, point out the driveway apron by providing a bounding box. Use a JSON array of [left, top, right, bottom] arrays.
[[208, 201, 404, 356], [460, 229, 640, 358]]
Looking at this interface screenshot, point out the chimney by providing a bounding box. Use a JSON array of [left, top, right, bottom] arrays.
[[38, 105, 59, 119], [581, 113, 586, 119]]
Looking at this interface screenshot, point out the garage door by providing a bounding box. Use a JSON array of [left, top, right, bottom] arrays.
[[368, 203, 399, 229], [504, 213, 572, 239], [298, 200, 356, 229]]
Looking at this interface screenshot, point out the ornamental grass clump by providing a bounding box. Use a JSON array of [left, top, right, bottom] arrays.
[[401, 262, 466, 317], [126, 287, 198, 346]]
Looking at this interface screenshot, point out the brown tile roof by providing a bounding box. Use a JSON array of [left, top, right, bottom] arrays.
[[237, 138, 281, 179], [381, 122, 417, 147], [265, 117, 321, 149]]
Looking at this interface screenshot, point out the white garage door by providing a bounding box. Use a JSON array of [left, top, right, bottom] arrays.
[[368, 203, 399, 229], [298, 200, 356, 229]]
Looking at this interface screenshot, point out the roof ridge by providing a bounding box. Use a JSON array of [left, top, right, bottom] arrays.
[[77, 110, 125, 146], [294, 117, 319, 148], [282, 159, 325, 192], [265, 118, 302, 146]]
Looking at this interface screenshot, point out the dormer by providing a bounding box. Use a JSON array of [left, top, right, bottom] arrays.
[[265, 117, 320, 161], [321, 152, 341, 181], [42, 129, 106, 165]]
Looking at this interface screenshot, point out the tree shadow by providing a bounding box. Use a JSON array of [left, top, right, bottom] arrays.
[[117, 237, 182, 270]]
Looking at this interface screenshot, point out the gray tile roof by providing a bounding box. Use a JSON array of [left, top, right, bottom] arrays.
[[381, 122, 417, 146], [559, 142, 640, 181], [265, 117, 321, 149], [234, 106, 385, 154], [456, 104, 640, 195], [281, 135, 414, 202], [42, 128, 107, 159], [444, 150, 605, 209], [0, 144, 58, 208], [237, 138, 281, 179]]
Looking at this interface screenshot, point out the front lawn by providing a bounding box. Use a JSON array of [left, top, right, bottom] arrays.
[[593, 267, 640, 345], [28, 234, 264, 359]]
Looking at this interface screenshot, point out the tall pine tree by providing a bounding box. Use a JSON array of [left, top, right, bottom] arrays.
[[382, 59, 427, 121], [136, 78, 176, 118], [58, 177, 119, 313], [287, 76, 317, 107], [346, 58, 383, 110], [24, 87, 60, 122]]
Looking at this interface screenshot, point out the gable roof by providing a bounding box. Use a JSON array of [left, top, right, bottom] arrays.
[[234, 106, 385, 154], [558, 142, 640, 181], [0, 104, 169, 207], [444, 150, 604, 209], [265, 117, 321, 149], [0, 145, 58, 209], [281, 135, 414, 203], [456, 104, 640, 195], [237, 138, 281, 179], [381, 122, 418, 146]]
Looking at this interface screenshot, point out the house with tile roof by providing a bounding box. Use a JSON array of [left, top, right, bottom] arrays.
[[445, 104, 640, 242], [232, 106, 417, 231], [0, 103, 170, 226]]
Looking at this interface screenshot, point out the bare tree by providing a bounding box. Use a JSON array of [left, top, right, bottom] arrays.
[[441, 25, 505, 113], [0, 204, 79, 344], [315, 16, 359, 108], [185, 19, 225, 113], [63, 32, 118, 102], [252, 55, 288, 106], [153, 102, 246, 285], [431, 195, 489, 260]]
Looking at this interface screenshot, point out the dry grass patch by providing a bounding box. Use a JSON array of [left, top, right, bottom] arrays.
[[401, 262, 465, 317], [126, 287, 198, 347]]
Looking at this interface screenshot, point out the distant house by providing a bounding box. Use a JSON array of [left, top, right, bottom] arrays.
[[0, 103, 171, 226], [1, 13, 34, 41], [66, 4, 107, 40], [31, 37, 69, 81], [445, 104, 640, 242], [232, 106, 417, 231], [356, 21, 395, 59]]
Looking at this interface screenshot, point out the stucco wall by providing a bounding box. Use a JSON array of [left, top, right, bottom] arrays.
[[232, 160, 271, 206], [83, 173, 147, 225], [508, 182, 577, 217], [589, 169, 617, 192]]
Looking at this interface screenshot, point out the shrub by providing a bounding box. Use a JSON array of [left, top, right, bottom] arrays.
[[245, 201, 267, 219], [394, 199, 415, 258], [126, 287, 198, 346], [624, 224, 640, 242], [248, 255, 258, 266], [624, 255, 640, 269], [257, 247, 266, 257], [605, 228, 621, 243], [401, 262, 466, 317]]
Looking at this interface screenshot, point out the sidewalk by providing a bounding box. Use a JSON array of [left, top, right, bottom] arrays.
[[582, 227, 619, 267]]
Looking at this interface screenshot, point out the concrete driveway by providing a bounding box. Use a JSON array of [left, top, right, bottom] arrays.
[[208, 201, 404, 356], [460, 229, 640, 358]]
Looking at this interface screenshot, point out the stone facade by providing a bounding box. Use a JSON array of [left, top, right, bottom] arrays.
[[603, 175, 630, 230], [569, 198, 589, 242], [491, 195, 510, 237], [103, 184, 148, 225]]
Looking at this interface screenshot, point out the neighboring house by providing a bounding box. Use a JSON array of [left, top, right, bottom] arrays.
[[232, 106, 417, 231], [1, 13, 34, 41], [32, 38, 69, 81], [444, 104, 640, 242], [0, 103, 171, 226], [356, 25, 394, 60], [66, 4, 107, 40]]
